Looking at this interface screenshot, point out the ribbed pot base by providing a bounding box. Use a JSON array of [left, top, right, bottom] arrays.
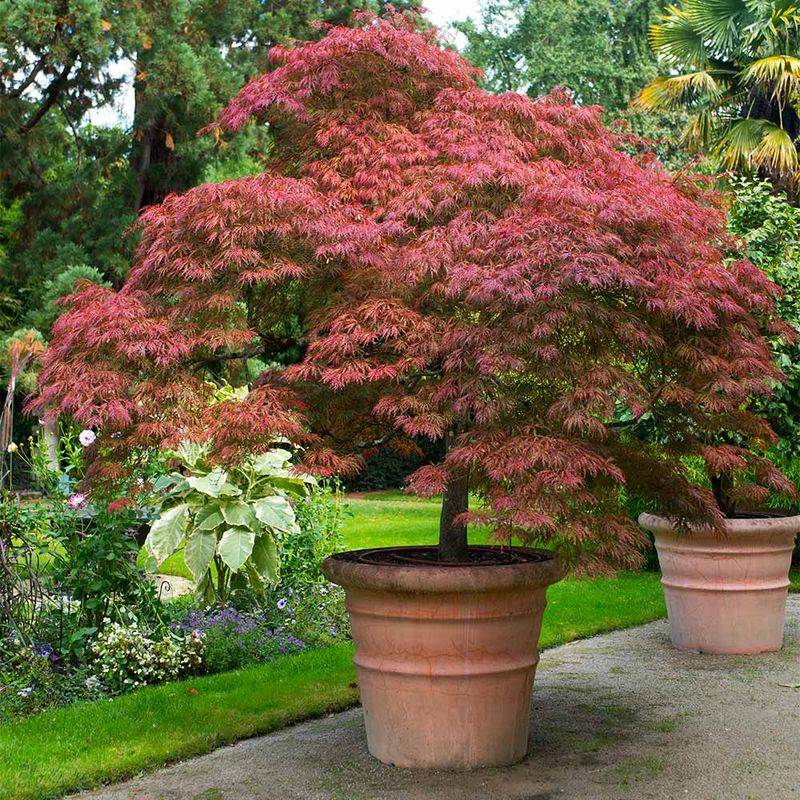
[[640, 513, 800, 654], [323, 546, 565, 769]]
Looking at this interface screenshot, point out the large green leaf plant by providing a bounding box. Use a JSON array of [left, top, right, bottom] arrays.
[[145, 441, 314, 605]]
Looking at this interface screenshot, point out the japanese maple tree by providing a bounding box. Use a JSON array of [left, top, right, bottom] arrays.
[[34, 12, 793, 568]]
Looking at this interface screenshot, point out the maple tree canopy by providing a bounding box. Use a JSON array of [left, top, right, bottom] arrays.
[[34, 12, 794, 568]]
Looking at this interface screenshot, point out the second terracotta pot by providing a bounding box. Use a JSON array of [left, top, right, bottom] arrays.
[[639, 512, 800, 654], [323, 546, 565, 769]]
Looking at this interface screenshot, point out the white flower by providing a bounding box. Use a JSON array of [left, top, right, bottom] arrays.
[[6, 442, 17, 453], [79, 429, 97, 447]]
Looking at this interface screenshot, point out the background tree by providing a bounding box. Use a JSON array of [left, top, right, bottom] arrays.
[[638, 0, 800, 195], [457, 0, 663, 114], [0, 0, 412, 336], [36, 14, 791, 569]]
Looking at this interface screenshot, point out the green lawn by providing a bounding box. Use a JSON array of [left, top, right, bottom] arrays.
[[2, 491, 672, 800], [341, 490, 451, 548], [0, 645, 359, 800]]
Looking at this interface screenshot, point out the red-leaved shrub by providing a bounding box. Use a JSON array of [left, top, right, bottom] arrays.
[[34, 12, 793, 568]]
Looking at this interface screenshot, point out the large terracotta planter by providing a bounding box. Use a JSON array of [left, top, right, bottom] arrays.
[[639, 513, 800, 654], [323, 546, 565, 769]]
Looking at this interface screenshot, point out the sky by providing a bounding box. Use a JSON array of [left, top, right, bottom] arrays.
[[424, 0, 482, 29], [88, 0, 484, 127]]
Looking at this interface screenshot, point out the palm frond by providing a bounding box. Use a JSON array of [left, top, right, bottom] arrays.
[[684, 0, 751, 54], [751, 122, 799, 171], [739, 2, 800, 57], [766, 0, 800, 30], [740, 54, 800, 99], [683, 108, 719, 146], [715, 117, 767, 168], [637, 71, 722, 110], [650, 5, 707, 65]]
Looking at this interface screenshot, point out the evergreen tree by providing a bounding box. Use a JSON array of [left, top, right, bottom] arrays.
[[0, 0, 413, 332], [457, 0, 663, 114]]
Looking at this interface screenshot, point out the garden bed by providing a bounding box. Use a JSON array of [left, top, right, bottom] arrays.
[[0, 566, 667, 800], [3, 490, 797, 800]]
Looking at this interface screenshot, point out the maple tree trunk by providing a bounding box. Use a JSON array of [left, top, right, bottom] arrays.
[[711, 472, 736, 518], [438, 470, 469, 561]]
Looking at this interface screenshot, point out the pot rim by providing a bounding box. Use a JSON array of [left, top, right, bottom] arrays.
[[639, 511, 800, 536], [323, 545, 566, 593]]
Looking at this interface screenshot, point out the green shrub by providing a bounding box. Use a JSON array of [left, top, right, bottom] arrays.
[[345, 439, 445, 491], [47, 503, 163, 660], [277, 481, 347, 594], [728, 177, 800, 453], [0, 639, 102, 721], [145, 440, 313, 606]]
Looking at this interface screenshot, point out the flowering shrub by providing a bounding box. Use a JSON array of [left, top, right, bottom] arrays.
[[50, 504, 162, 653], [0, 636, 102, 720], [284, 582, 350, 648], [90, 621, 205, 692], [172, 607, 304, 674]]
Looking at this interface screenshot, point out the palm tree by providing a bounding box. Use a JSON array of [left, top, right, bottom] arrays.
[[637, 0, 800, 192]]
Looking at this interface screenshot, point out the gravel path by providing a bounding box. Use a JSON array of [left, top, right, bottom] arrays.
[[72, 597, 800, 800]]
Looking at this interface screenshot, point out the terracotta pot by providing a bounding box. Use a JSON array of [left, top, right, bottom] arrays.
[[323, 546, 565, 769], [639, 513, 800, 654]]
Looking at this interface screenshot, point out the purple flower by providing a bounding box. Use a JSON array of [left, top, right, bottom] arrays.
[[34, 642, 58, 663], [68, 492, 88, 509], [276, 598, 288, 610]]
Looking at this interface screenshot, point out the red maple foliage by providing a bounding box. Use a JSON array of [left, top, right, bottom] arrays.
[[34, 12, 794, 568]]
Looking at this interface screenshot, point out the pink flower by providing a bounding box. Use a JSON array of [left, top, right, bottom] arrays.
[[68, 493, 88, 509]]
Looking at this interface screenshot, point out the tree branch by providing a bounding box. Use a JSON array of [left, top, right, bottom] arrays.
[[189, 335, 304, 370], [7, 55, 47, 98], [15, 57, 76, 136], [353, 428, 403, 450]]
